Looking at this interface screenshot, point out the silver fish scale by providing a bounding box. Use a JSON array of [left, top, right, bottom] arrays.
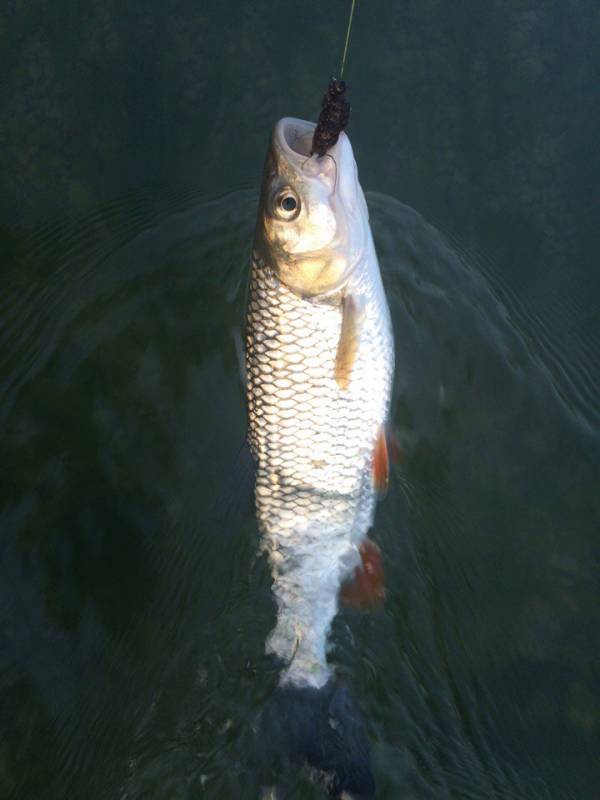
[[246, 253, 393, 687]]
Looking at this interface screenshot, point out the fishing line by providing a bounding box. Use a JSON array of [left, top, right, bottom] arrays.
[[340, 0, 357, 79]]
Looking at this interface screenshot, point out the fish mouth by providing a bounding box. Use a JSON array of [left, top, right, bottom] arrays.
[[274, 117, 317, 160], [273, 116, 347, 196]]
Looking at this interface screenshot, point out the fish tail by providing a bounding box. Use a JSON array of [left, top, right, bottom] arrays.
[[255, 680, 375, 798]]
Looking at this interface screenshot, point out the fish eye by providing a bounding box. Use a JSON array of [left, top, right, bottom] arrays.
[[273, 188, 301, 221]]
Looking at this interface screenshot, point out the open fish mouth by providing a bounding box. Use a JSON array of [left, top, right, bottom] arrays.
[[272, 117, 350, 183], [274, 118, 317, 160]]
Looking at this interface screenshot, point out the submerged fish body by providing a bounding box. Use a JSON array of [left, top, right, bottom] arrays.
[[246, 118, 394, 689]]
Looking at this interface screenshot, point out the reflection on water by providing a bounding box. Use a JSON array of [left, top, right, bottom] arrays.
[[1, 190, 598, 799]]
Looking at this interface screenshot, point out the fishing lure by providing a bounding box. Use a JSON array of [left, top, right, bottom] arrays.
[[311, 78, 351, 157]]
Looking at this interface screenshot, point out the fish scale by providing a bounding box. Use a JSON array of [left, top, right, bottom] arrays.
[[246, 231, 393, 687]]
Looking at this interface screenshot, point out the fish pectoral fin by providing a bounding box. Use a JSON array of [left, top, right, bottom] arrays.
[[372, 425, 389, 495], [335, 293, 364, 390]]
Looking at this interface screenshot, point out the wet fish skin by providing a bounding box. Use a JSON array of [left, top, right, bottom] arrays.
[[246, 117, 394, 689]]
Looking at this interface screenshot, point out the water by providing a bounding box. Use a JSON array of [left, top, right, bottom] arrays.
[[1, 2, 599, 798]]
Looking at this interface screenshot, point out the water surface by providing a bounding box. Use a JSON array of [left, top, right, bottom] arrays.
[[2, 188, 598, 798], [1, 1, 599, 798]]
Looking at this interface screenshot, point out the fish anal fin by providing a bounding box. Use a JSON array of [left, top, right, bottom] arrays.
[[340, 539, 386, 610], [335, 294, 363, 390]]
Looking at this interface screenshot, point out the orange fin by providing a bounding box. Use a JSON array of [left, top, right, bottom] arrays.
[[340, 539, 386, 610], [387, 426, 406, 465], [372, 425, 389, 494], [335, 294, 363, 390]]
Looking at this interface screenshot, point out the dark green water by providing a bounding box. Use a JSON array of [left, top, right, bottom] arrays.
[[1, 2, 599, 798]]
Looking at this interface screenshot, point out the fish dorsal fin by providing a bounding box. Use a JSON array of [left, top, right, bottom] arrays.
[[335, 293, 364, 390]]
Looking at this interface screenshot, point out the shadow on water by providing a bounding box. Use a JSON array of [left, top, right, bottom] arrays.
[[0, 189, 598, 799]]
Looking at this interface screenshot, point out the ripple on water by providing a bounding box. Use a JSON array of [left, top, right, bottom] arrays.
[[1, 189, 597, 799]]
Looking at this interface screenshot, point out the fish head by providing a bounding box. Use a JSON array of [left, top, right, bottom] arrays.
[[255, 117, 370, 298]]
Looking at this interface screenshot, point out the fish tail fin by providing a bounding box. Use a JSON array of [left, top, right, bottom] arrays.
[[255, 680, 375, 798]]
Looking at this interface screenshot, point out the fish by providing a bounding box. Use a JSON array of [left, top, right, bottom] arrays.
[[246, 117, 394, 796]]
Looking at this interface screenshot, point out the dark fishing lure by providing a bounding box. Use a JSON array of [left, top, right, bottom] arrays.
[[311, 78, 351, 157]]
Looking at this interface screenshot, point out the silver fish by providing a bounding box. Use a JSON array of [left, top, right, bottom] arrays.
[[246, 117, 394, 690]]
